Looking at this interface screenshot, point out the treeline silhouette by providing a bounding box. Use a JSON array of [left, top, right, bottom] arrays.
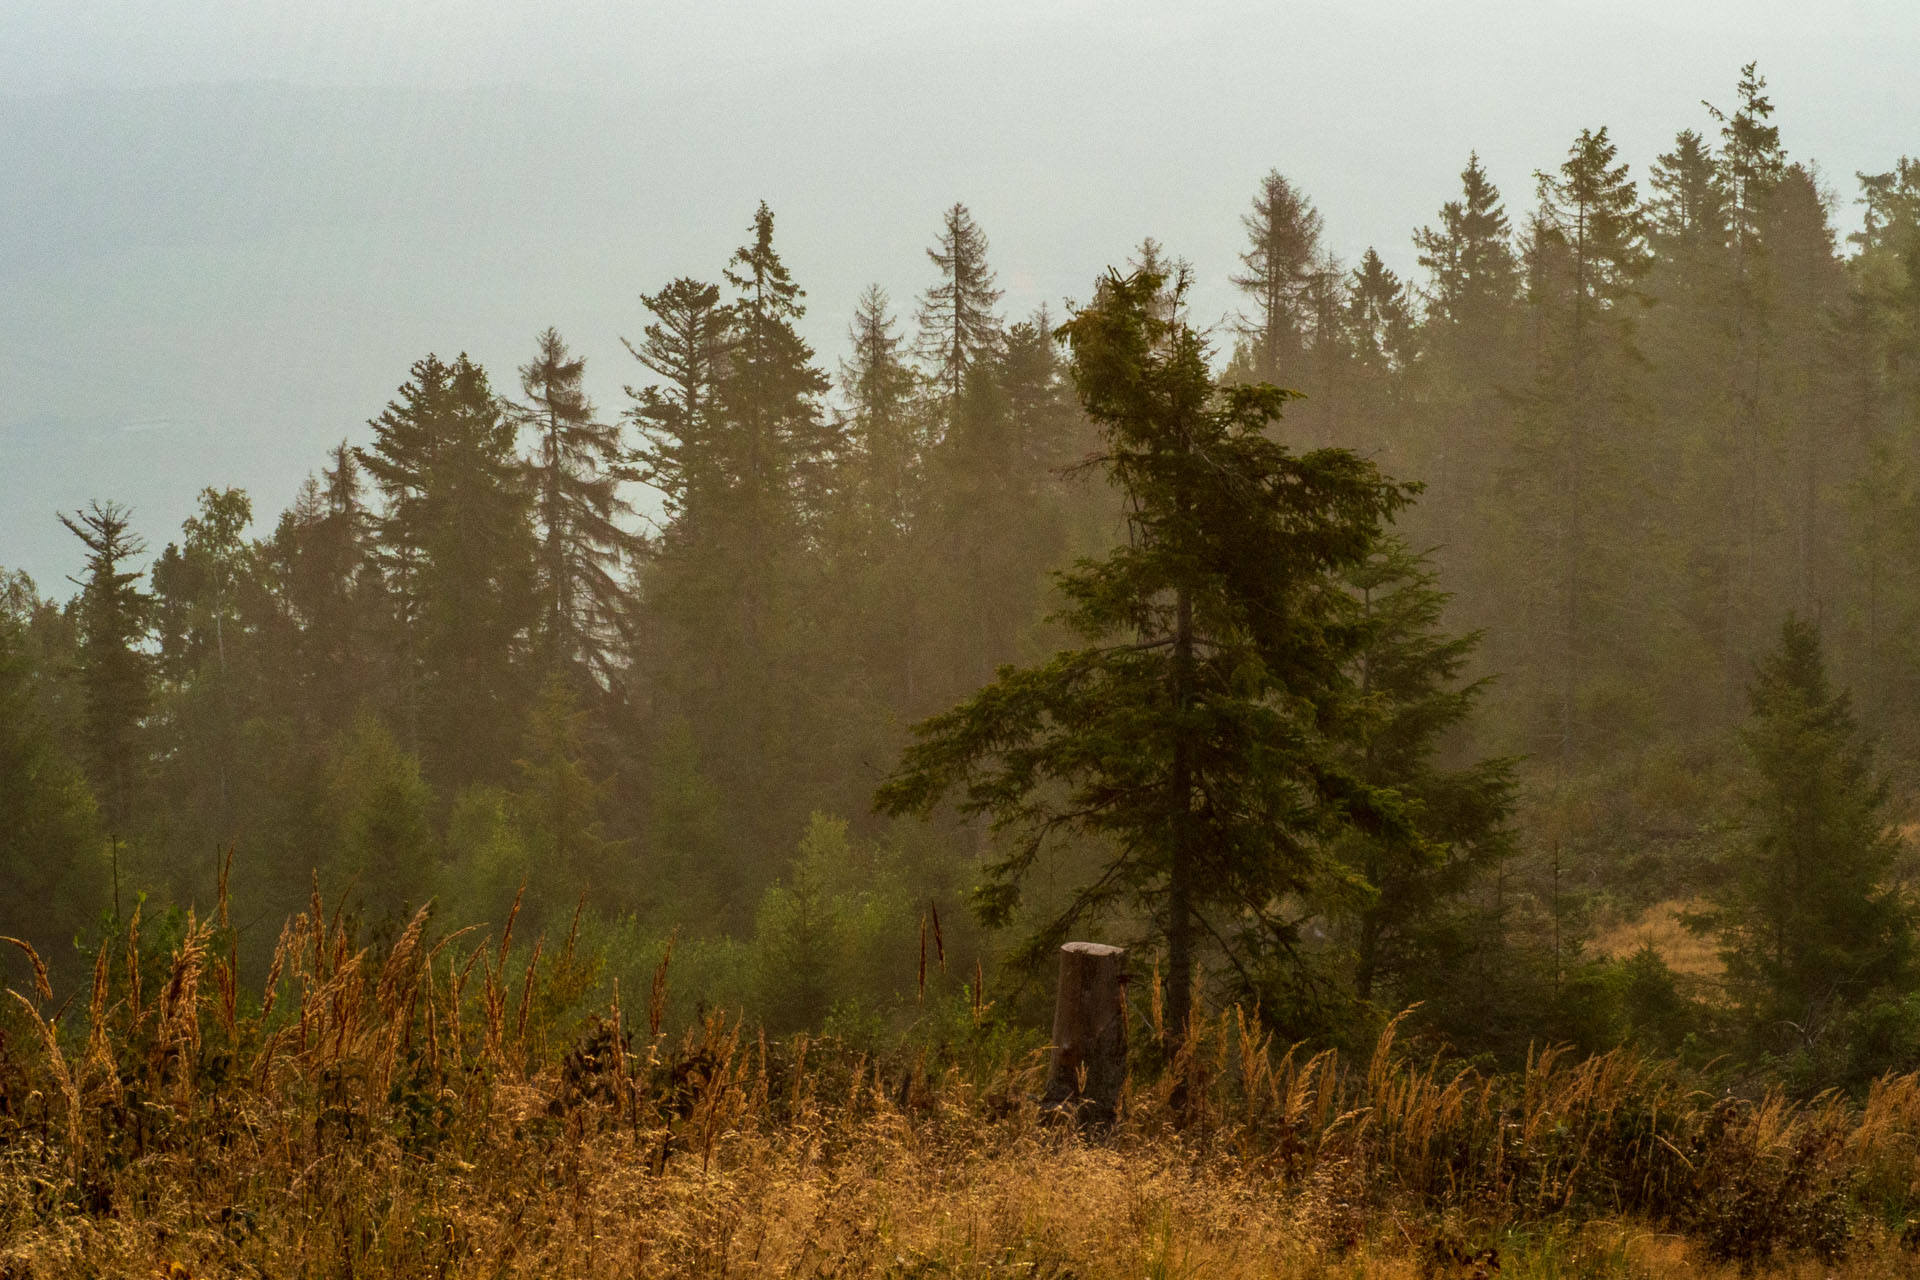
[[6, 63, 1920, 1084]]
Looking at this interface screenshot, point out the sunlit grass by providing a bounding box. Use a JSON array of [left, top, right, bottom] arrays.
[[4, 887, 1920, 1277]]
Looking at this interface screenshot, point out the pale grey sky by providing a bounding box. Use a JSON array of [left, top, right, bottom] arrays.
[[4, 1, 1916, 588]]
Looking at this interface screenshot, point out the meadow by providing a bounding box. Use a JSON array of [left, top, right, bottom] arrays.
[[5, 884, 1920, 1279]]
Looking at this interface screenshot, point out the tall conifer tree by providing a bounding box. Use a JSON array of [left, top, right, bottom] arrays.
[[359, 354, 536, 785], [515, 327, 642, 686], [59, 501, 152, 836], [879, 266, 1417, 1042], [1519, 126, 1649, 767], [1232, 170, 1324, 383], [915, 203, 1003, 410]]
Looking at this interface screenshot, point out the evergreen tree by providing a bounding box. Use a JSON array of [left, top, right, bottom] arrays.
[[59, 501, 152, 836], [837, 284, 924, 544], [514, 327, 643, 686], [1343, 248, 1415, 459], [920, 302, 1085, 702], [1413, 153, 1522, 333], [1708, 65, 1790, 705], [1407, 154, 1523, 568], [831, 285, 928, 708], [1516, 126, 1649, 766], [719, 201, 837, 538], [634, 203, 837, 889], [878, 265, 1417, 1041], [359, 353, 537, 785], [1647, 129, 1730, 292], [0, 604, 104, 957], [623, 277, 730, 533], [1705, 617, 1911, 1060], [1852, 157, 1920, 255], [1333, 539, 1514, 1014], [268, 442, 379, 732], [1838, 161, 1920, 730], [1231, 170, 1324, 383], [510, 674, 625, 923], [1765, 164, 1846, 616], [915, 202, 1003, 409]]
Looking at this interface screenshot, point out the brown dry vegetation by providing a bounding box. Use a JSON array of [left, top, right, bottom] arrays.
[[6, 889, 1920, 1278], [1590, 900, 1725, 981]]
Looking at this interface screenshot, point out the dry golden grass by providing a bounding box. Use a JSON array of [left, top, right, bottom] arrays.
[[4, 890, 1920, 1279], [1590, 898, 1726, 980]]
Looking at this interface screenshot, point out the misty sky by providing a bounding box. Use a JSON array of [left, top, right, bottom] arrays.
[[4, 0, 1916, 590]]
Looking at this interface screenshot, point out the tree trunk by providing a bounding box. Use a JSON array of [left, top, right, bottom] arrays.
[[1041, 942, 1129, 1124]]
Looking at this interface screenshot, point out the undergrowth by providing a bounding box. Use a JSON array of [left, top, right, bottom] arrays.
[[3, 882, 1920, 1278]]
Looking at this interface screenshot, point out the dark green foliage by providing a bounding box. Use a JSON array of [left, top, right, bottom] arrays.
[[1702, 617, 1912, 1068], [58, 501, 153, 835], [359, 352, 538, 786], [515, 328, 643, 687], [878, 265, 1417, 1038], [915, 202, 1003, 407], [0, 601, 103, 960], [624, 276, 729, 530], [21, 63, 1920, 1091], [1231, 169, 1324, 383], [1332, 539, 1515, 1015]]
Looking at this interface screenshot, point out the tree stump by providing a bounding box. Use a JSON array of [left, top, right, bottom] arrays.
[[1040, 941, 1128, 1124]]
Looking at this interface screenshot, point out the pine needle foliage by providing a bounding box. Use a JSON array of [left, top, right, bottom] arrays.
[[877, 266, 1418, 1040]]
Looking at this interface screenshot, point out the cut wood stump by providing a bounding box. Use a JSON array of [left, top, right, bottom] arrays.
[[1040, 941, 1128, 1124]]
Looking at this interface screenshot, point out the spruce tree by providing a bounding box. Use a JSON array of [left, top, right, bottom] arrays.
[[1333, 539, 1514, 1014], [514, 327, 643, 686], [1413, 154, 1521, 333], [633, 203, 836, 888], [915, 202, 1003, 410], [624, 277, 730, 533], [1852, 158, 1920, 255], [838, 284, 923, 543], [59, 501, 152, 836], [0, 604, 104, 955], [1647, 130, 1731, 292], [1231, 170, 1324, 383], [359, 353, 536, 785], [720, 201, 837, 536], [831, 285, 927, 708], [1408, 154, 1523, 566], [268, 442, 379, 732], [1343, 248, 1415, 458], [1838, 161, 1920, 726], [878, 265, 1417, 1042], [1519, 126, 1649, 767], [1707, 617, 1911, 1060], [918, 302, 1085, 701]]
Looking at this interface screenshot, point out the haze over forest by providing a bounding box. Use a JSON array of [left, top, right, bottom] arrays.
[[12, 2, 1920, 1093], [5, 1, 1919, 586], [22, 11, 1920, 1275]]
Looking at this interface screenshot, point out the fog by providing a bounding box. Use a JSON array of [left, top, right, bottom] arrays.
[[5, 0, 1917, 586]]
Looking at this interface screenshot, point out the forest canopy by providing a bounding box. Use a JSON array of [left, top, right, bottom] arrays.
[[9, 63, 1920, 1086]]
